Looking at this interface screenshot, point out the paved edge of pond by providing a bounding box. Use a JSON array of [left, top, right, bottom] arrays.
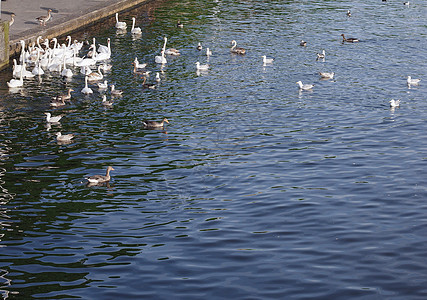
[[7, 0, 151, 60]]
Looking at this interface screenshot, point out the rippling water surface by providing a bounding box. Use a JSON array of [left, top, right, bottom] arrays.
[[0, 0, 427, 298]]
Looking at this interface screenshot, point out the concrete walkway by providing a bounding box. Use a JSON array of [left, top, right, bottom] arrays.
[[1, 0, 150, 56]]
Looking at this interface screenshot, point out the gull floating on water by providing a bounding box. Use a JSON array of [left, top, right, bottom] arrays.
[[316, 50, 325, 59], [389, 99, 401, 108], [195, 62, 209, 71], [319, 72, 334, 79], [45, 112, 63, 123], [262, 55, 274, 65], [296, 81, 314, 90], [407, 76, 420, 85], [56, 132, 74, 142]]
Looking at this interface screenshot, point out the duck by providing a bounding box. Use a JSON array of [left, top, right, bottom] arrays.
[[319, 72, 334, 79], [110, 84, 123, 96], [300, 40, 307, 47], [101, 95, 114, 107], [296, 81, 314, 90], [56, 132, 74, 142], [262, 55, 274, 65], [141, 76, 157, 89], [131, 17, 142, 34], [86, 166, 115, 184], [9, 13, 16, 26], [389, 99, 401, 108], [97, 80, 108, 89], [176, 20, 184, 28], [81, 76, 93, 94], [195, 62, 209, 71], [407, 76, 420, 85], [206, 48, 212, 56], [230, 40, 246, 54], [341, 34, 359, 43], [36, 9, 52, 26], [403, 1, 409, 5], [45, 112, 63, 123], [347, 10, 351, 17], [87, 65, 103, 81], [115, 13, 127, 29], [316, 50, 326, 59], [197, 42, 202, 51], [134, 57, 147, 69], [143, 118, 169, 128]]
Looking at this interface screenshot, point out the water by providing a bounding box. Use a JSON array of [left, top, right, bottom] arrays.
[[1, 0, 427, 298]]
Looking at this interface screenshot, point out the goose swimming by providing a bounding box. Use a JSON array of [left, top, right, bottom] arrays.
[[143, 118, 169, 128], [341, 34, 359, 43], [86, 166, 115, 184]]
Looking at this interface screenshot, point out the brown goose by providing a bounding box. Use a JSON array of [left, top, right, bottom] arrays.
[[143, 118, 169, 128], [9, 14, 16, 26], [86, 166, 115, 184], [341, 34, 359, 43], [52, 88, 74, 102], [36, 9, 52, 26], [230, 40, 246, 55]]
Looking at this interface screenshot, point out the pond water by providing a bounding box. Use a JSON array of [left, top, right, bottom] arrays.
[[0, 0, 427, 298]]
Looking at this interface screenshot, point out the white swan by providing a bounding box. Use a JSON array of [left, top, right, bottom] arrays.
[[262, 55, 274, 65], [195, 62, 209, 71], [115, 13, 127, 29], [131, 17, 142, 34], [12, 59, 23, 78], [156, 72, 161, 82], [155, 50, 167, 64], [98, 38, 111, 54], [296, 81, 314, 90], [81, 76, 93, 94], [206, 48, 212, 56], [61, 55, 73, 78], [407, 76, 420, 85], [7, 65, 24, 88], [45, 112, 63, 123]]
